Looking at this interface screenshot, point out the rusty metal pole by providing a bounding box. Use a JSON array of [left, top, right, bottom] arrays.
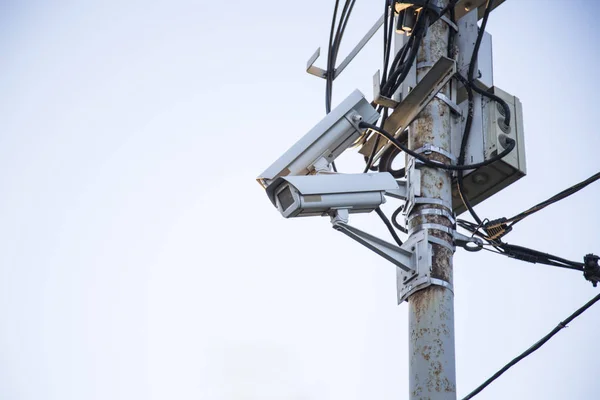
[[404, 1, 457, 399]]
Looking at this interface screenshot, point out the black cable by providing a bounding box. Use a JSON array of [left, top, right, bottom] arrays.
[[382, 0, 433, 97], [472, 83, 511, 126], [447, 5, 455, 59], [363, 4, 400, 181], [454, 0, 514, 227], [455, 74, 482, 225], [388, 29, 414, 80], [331, 0, 356, 66], [378, 145, 406, 178], [498, 244, 584, 271], [468, 0, 493, 85], [325, 0, 341, 114], [391, 205, 408, 233], [375, 207, 404, 246], [325, 0, 356, 173], [457, 171, 600, 242], [507, 171, 600, 227], [359, 121, 516, 171], [364, 107, 388, 173], [464, 0, 511, 127], [325, 1, 342, 171], [462, 292, 600, 400], [456, 216, 587, 271], [385, 11, 430, 96], [502, 243, 583, 268], [376, 0, 447, 181], [366, 1, 397, 176], [326, 0, 353, 111], [455, 0, 495, 225], [381, 0, 395, 87]]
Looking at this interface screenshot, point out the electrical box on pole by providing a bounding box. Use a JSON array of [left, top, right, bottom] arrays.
[[452, 86, 526, 214]]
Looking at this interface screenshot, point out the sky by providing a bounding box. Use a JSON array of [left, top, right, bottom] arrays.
[[0, 1, 599, 399]]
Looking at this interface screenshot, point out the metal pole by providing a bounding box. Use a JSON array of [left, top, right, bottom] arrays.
[[403, 1, 457, 399]]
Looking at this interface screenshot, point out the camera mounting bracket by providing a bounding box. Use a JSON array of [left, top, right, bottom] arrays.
[[330, 210, 452, 302]]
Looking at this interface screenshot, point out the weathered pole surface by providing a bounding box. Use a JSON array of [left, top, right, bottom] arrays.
[[405, 1, 457, 399]]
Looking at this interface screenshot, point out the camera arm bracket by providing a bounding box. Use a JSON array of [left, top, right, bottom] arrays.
[[330, 210, 452, 302]]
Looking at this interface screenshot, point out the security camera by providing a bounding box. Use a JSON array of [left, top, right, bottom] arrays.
[[257, 90, 379, 188], [265, 172, 403, 218]]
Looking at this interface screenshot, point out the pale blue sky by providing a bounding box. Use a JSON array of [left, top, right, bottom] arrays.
[[0, 1, 599, 399]]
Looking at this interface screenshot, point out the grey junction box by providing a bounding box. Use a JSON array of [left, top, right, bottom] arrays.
[[451, 86, 527, 215]]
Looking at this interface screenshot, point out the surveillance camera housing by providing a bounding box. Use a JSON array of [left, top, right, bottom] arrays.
[[257, 90, 379, 188], [265, 172, 400, 218]]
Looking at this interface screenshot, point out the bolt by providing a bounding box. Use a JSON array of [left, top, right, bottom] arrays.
[[464, 2, 473, 11], [352, 114, 363, 122]]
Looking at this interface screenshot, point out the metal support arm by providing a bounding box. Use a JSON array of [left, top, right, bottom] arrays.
[[330, 210, 451, 303], [362, 56, 457, 161], [307, 14, 385, 80], [331, 210, 416, 273]]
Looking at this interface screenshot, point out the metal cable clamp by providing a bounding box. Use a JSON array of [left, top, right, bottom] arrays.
[[440, 15, 458, 32], [409, 223, 483, 252], [407, 208, 456, 226], [413, 144, 457, 163], [395, 229, 454, 303]]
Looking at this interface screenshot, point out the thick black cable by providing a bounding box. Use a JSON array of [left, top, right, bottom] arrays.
[[364, 133, 382, 173], [391, 205, 408, 233], [454, 0, 515, 227], [471, 81, 511, 126], [364, 107, 388, 173], [383, 0, 433, 97], [462, 292, 600, 400], [326, 0, 355, 173], [455, 74, 483, 225], [375, 207, 404, 246], [332, 0, 356, 65], [507, 171, 600, 227], [388, 30, 414, 80], [456, 217, 586, 270], [326, 0, 353, 112], [387, 12, 430, 96], [501, 243, 583, 269], [447, 5, 455, 58], [458, 171, 600, 241], [359, 122, 516, 171], [366, 2, 397, 175], [325, 0, 341, 114], [455, 0, 495, 226], [464, 0, 511, 127], [468, 0, 493, 85], [325, 1, 342, 171], [371, 2, 433, 178], [378, 145, 406, 178], [381, 0, 395, 87], [498, 244, 584, 271]]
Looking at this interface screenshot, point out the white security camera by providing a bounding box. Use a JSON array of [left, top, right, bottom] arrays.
[[265, 172, 403, 218], [257, 90, 379, 188]]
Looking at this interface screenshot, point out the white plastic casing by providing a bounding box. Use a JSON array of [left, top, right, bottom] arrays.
[[265, 173, 399, 218], [257, 90, 379, 188]]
